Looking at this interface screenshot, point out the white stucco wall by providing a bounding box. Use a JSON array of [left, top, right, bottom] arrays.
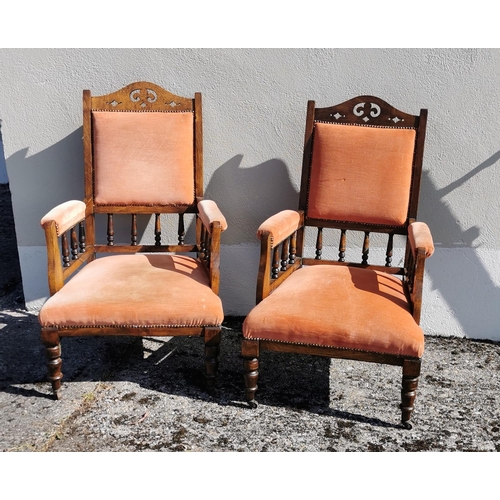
[[1, 48, 500, 340]]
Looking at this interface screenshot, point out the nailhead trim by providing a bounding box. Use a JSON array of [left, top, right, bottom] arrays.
[[244, 335, 420, 358], [48, 323, 222, 329]]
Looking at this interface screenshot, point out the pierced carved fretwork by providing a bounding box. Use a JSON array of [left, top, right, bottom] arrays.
[[130, 88, 158, 108], [390, 116, 404, 123], [91, 82, 193, 112], [314, 96, 417, 128], [353, 102, 381, 123]]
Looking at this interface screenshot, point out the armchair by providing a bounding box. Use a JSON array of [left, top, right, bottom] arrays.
[[39, 82, 227, 399], [242, 96, 433, 428]]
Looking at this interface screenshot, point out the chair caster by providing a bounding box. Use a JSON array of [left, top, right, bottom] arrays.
[[402, 421, 412, 430], [247, 400, 258, 409]]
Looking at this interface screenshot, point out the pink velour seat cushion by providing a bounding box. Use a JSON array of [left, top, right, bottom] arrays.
[[39, 255, 223, 329], [243, 265, 424, 358]]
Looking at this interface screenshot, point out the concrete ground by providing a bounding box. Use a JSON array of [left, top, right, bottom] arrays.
[[1, 184, 500, 452], [2, 297, 500, 452]]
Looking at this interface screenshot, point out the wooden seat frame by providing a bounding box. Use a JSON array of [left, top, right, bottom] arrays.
[[242, 96, 430, 428], [40, 82, 225, 399]]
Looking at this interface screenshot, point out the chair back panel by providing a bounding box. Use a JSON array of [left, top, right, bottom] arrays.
[[300, 96, 427, 233], [92, 111, 195, 206], [307, 122, 416, 226]]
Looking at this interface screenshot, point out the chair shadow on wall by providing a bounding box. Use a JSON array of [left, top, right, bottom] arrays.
[[419, 149, 500, 339]]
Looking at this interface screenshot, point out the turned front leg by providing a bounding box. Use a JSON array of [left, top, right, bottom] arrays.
[[242, 339, 259, 408], [41, 329, 63, 400], [401, 358, 421, 429], [204, 328, 221, 395]]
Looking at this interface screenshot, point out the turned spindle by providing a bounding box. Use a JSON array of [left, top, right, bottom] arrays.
[[107, 214, 114, 246], [155, 213, 161, 246], [315, 227, 323, 260], [362, 231, 370, 265]]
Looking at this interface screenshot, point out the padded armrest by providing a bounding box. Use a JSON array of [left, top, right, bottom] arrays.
[[40, 200, 86, 236], [408, 222, 434, 258], [257, 210, 302, 247], [197, 200, 228, 232]]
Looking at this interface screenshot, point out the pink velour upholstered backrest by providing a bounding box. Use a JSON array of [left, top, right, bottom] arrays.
[[307, 122, 416, 226], [92, 111, 195, 206]]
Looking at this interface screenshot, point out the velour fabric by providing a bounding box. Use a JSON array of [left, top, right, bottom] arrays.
[[409, 222, 434, 258], [243, 265, 424, 358], [198, 200, 228, 232], [307, 123, 416, 226], [41, 200, 86, 236], [92, 111, 195, 206], [257, 210, 302, 247], [39, 254, 223, 328]]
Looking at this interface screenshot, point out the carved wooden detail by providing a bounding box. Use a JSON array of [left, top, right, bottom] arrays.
[[91, 82, 193, 112], [315, 95, 418, 128]]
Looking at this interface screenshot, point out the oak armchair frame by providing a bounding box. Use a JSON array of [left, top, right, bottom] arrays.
[[242, 96, 432, 428], [40, 82, 225, 399]]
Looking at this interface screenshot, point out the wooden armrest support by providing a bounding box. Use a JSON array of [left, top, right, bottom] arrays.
[[408, 222, 434, 258], [196, 200, 227, 295], [41, 200, 86, 236], [197, 200, 228, 233], [256, 211, 304, 303], [257, 210, 303, 247], [41, 200, 87, 296]]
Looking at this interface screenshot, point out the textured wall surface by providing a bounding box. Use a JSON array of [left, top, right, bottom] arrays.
[[1, 48, 500, 339]]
